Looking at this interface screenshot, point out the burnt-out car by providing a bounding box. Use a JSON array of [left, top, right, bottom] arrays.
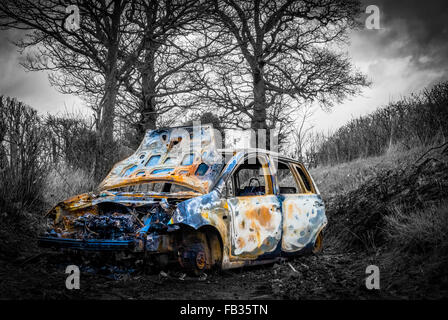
[[39, 125, 327, 273]]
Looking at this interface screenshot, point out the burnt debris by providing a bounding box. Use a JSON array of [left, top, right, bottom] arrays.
[[74, 213, 137, 240]]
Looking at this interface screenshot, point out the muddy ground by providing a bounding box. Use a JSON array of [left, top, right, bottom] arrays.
[[0, 235, 396, 300], [0, 209, 442, 301], [1, 208, 446, 300]]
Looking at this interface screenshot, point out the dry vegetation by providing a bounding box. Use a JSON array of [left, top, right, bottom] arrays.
[[310, 144, 427, 198], [290, 82, 448, 298], [42, 165, 97, 210], [0, 96, 135, 216], [385, 201, 448, 254], [310, 140, 448, 248], [309, 140, 448, 298], [305, 82, 448, 167]]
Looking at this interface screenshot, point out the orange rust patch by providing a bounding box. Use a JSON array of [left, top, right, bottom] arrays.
[[287, 203, 294, 211], [255, 229, 261, 244], [237, 237, 246, 248], [250, 220, 257, 231], [201, 211, 209, 219], [246, 206, 272, 227]]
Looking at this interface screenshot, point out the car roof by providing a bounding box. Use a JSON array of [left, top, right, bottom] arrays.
[[217, 148, 302, 165]]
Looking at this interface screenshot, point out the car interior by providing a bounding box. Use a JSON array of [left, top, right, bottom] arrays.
[[276, 161, 301, 194], [231, 157, 268, 196], [224, 157, 308, 197]]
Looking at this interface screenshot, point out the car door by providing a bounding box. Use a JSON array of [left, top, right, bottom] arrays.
[[274, 159, 326, 252], [225, 153, 282, 260]]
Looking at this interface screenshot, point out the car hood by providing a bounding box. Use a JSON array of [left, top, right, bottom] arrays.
[[49, 190, 199, 214], [98, 124, 224, 194]]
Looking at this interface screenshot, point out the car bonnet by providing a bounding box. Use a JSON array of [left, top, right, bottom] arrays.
[[98, 124, 224, 194]]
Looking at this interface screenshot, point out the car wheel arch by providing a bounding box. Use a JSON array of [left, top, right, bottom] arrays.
[[198, 225, 224, 269]]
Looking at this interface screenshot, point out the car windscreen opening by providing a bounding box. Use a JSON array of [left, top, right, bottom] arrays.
[[108, 182, 196, 193]]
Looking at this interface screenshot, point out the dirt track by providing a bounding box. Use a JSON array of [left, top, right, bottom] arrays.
[[0, 241, 389, 300]]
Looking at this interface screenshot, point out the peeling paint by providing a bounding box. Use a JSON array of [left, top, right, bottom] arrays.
[[281, 195, 327, 252], [38, 125, 327, 271], [227, 196, 282, 258]]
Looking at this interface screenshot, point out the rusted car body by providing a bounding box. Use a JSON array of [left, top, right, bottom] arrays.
[[39, 125, 327, 272]]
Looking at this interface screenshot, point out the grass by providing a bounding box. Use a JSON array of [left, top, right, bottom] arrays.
[[385, 201, 448, 254], [42, 164, 96, 210], [307, 142, 448, 298], [381, 200, 448, 298], [309, 144, 429, 199]]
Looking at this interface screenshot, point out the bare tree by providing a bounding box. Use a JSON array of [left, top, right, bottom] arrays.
[[1, 1, 230, 152], [0, 96, 48, 211], [0, 0, 142, 179], [118, 1, 232, 146], [206, 0, 368, 148], [291, 103, 315, 161]]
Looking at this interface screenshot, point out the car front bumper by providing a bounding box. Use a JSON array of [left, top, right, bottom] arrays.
[[38, 236, 135, 251]]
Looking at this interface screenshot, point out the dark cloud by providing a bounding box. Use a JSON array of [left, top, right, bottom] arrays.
[[356, 0, 448, 82], [0, 30, 32, 96], [308, 0, 448, 133]]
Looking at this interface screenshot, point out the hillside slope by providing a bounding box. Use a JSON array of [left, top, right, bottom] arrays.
[[311, 144, 448, 248], [308, 143, 448, 298]]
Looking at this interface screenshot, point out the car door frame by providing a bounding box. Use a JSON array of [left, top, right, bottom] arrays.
[[270, 156, 327, 254], [223, 152, 283, 260]]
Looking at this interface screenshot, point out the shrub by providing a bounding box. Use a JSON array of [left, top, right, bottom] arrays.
[[42, 164, 97, 209], [385, 202, 448, 254], [43, 113, 97, 174], [307, 81, 448, 167], [0, 96, 48, 214]]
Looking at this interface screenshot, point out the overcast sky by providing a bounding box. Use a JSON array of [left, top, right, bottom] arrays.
[[1, 0, 447, 133], [311, 0, 448, 132], [0, 29, 87, 115]]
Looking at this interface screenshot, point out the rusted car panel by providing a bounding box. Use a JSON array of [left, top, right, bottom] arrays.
[[39, 125, 327, 272], [98, 124, 223, 194], [227, 196, 282, 258], [281, 195, 326, 252]]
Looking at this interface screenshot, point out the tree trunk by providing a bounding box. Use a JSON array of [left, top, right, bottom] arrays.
[[137, 42, 158, 143], [94, 54, 119, 181], [93, 0, 123, 181], [252, 67, 269, 149]]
